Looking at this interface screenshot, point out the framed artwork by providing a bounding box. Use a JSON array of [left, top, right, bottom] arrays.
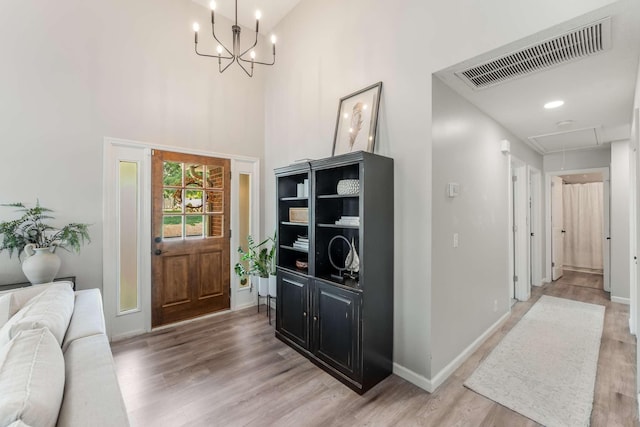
[[332, 82, 382, 156]]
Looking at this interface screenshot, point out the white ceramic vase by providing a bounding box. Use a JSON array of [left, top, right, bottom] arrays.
[[22, 244, 61, 285], [268, 274, 277, 297], [258, 277, 269, 296]]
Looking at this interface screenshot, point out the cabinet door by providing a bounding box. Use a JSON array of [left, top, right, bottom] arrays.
[[313, 281, 361, 380], [277, 271, 310, 349]]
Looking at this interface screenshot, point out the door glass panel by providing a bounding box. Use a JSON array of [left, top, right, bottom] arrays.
[[206, 166, 224, 189], [186, 215, 204, 237], [161, 161, 226, 241], [185, 164, 204, 188], [163, 161, 183, 186], [207, 215, 224, 238], [238, 174, 251, 288], [119, 161, 139, 312], [185, 190, 204, 213], [163, 189, 183, 213], [206, 191, 224, 213], [163, 215, 183, 239]]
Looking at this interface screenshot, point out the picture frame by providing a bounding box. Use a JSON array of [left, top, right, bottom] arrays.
[[332, 82, 382, 156]]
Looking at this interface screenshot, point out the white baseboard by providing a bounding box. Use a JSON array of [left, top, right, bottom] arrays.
[[111, 329, 146, 343], [611, 296, 630, 305], [234, 301, 257, 311], [393, 310, 511, 394], [428, 310, 511, 392], [392, 363, 434, 393]]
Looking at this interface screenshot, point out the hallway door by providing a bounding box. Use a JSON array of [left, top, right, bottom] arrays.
[[551, 176, 564, 281]]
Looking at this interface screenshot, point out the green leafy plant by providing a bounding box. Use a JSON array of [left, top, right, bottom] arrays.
[[0, 201, 91, 260], [234, 231, 276, 281]]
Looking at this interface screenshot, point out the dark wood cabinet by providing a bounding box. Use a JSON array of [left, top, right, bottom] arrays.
[[313, 280, 360, 380], [275, 152, 394, 394], [277, 270, 310, 349]]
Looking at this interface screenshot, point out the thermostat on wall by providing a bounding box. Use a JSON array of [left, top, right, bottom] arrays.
[[447, 182, 460, 198]]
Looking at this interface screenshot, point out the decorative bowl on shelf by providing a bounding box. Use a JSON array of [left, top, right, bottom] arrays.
[[337, 179, 360, 195], [295, 259, 308, 270]]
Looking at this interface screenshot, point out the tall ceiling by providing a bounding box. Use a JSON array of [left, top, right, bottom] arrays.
[[192, 0, 301, 35], [435, 1, 640, 155]]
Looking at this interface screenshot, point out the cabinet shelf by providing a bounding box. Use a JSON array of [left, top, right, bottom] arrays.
[[317, 223, 360, 229], [281, 221, 309, 227], [315, 274, 361, 292], [280, 196, 308, 201], [317, 193, 359, 199], [280, 245, 309, 253]]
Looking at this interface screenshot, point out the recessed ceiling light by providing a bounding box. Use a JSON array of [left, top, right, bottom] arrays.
[[544, 100, 564, 109]]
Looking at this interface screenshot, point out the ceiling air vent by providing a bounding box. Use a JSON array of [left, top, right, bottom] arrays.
[[456, 17, 611, 90]]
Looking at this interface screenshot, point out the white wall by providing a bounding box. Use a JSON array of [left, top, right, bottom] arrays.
[[0, 0, 265, 289], [632, 50, 640, 405], [611, 141, 631, 300], [543, 147, 611, 171], [264, 0, 616, 384], [430, 77, 542, 375]]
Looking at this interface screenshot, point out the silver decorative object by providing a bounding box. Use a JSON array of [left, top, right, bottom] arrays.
[[328, 235, 359, 283]]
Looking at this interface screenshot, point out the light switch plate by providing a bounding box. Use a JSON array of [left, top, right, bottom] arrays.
[[447, 183, 460, 198]]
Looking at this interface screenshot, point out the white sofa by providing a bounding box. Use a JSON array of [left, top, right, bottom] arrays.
[[0, 282, 129, 427]]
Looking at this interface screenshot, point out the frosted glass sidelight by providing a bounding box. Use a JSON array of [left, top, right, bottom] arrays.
[[238, 174, 251, 288], [119, 161, 139, 312]]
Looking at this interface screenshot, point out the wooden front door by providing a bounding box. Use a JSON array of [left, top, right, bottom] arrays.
[[151, 150, 231, 327]]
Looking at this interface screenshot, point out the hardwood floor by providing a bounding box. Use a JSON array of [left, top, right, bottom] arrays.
[[555, 270, 604, 290], [112, 284, 638, 426]]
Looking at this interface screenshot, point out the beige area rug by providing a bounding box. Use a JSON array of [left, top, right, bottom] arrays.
[[464, 295, 605, 427]]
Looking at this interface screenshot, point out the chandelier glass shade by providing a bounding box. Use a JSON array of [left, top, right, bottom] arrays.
[[193, 0, 276, 77]]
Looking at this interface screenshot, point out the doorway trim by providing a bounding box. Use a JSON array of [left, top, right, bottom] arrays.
[[528, 166, 543, 287], [509, 156, 530, 301], [103, 137, 260, 341], [544, 167, 610, 291]]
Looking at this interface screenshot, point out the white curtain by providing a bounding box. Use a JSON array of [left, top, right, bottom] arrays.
[[563, 182, 604, 270]]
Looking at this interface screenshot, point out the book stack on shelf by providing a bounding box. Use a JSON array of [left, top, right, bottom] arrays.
[[292, 235, 309, 251], [335, 216, 360, 227]]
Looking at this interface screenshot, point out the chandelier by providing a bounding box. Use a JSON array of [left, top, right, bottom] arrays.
[[192, 0, 276, 77]]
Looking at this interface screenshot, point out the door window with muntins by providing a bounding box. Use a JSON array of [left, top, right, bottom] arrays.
[[162, 162, 225, 240]]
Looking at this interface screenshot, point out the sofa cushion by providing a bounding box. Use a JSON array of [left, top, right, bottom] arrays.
[[3, 282, 65, 317], [0, 328, 65, 427], [0, 283, 74, 347], [62, 289, 106, 352], [0, 294, 12, 329], [57, 334, 130, 427]]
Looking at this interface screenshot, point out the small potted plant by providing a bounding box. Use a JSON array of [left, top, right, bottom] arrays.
[[234, 231, 276, 296], [0, 201, 91, 284]]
